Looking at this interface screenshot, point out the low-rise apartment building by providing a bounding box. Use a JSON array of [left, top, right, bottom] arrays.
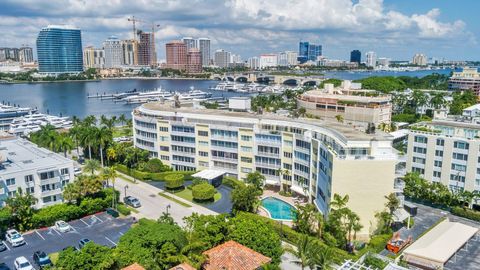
[[448, 67, 480, 96], [0, 136, 75, 208], [406, 106, 480, 195], [133, 102, 397, 237]]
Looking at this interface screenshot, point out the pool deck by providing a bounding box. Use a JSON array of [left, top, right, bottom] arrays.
[[258, 190, 306, 227]]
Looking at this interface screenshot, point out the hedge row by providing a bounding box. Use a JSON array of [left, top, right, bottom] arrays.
[[165, 174, 185, 189], [222, 176, 246, 189], [452, 207, 480, 221], [192, 183, 216, 201], [117, 203, 132, 216], [115, 164, 193, 181]]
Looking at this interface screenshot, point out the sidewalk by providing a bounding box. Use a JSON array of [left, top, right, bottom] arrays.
[[114, 172, 217, 226]]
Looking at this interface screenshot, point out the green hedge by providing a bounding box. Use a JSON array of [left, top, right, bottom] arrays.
[[117, 203, 132, 216], [165, 174, 185, 189], [115, 164, 193, 182], [192, 183, 216, 201], [222, 176, 245, 189], [452, 207, 480, 221]]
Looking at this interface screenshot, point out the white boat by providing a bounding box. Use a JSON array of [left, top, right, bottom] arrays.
[[9, 113, 72, 136], [122, 88, 174, 102], [212, 82, 244, 91]]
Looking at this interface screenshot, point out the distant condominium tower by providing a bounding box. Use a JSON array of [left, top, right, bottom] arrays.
[[247, 57, 259, 69], [286, 51, 298, 66], [0, 49, 5, 61], [103, 36, 123, 68], [278, 52, 288, 66], [137, 31, 156, 66], [83, 46, 105, 69], [298, 41, 322, 64], [259, 54, 278, 69], [121, 39, 138, 66], [182, 37, 197, 51], [198, 38, 210, 67], [365, 51, 376, 68], [350, 50, 361, 64], [214, 49, 231, 68], [19, 47, 34, 63], [412, 53, 427, 66], [449, 67, 480, 96], [165, 40, 187, 70], [186, 48, 202, 73], [36, 25, 83, 74]]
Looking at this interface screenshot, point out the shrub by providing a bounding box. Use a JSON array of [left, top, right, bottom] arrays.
[[188, 178, 208, 190], [165, 173, 185, 190], [117, 204, 131, 216], [452, 207, 480, 221], [144, 158, 170, 173], [32, 204, 83, 228], [80, 198, 109, 215], [192, 183, 216, 201], [368, 234, 391, 253], [222, 176, 245, 189], [364, 255, 388, 269], [279, 190, 292, 197]]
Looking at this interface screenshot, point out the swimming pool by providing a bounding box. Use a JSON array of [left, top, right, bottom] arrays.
[[261, 197, 296, 220]]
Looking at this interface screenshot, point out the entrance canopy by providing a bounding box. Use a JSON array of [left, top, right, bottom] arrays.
[[192, 169, 226, 187], [403, 220, 478, 269]]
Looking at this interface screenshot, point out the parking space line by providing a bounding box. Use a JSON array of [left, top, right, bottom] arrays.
[[52, 228, 62, 236], [80, 218, 90, 226], [35, 230, 46, 240], [119, 232, 124, 236], [104, 236, 116, 246], [3, 241, 10, 250], [95, 215, 104, 223]]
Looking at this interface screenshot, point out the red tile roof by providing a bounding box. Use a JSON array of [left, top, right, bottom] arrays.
[[121, 263, 146, 270], [202, 240, 271, 270], [170, 263, 197, 270]]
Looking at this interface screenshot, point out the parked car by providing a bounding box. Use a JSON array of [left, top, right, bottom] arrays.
[[78, 238, 91, 249], [13, 257, 33, 270], [6, 230, 25, 247], [0, 241, 6, 252], [0, 263, 10, 270], [73, 167, 82, 176], [123, 196, 141, 208], [55, 220, 72, 233], [33, 251, 52, 269]]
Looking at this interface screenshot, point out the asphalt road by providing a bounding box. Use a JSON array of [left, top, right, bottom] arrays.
[[0, 212, 134, 269]]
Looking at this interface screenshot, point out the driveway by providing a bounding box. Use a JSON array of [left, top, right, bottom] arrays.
[[0, 212, 133, 269], [146, 180, 233, 214]]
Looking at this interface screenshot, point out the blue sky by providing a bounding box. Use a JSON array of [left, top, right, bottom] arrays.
[[0, 0, 477, 61]]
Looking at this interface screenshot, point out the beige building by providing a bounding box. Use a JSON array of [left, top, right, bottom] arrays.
[[132, 102, 397, 237], [297, 81, 392, 128]]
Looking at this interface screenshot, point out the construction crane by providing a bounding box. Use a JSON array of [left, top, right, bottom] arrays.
[[127, 16, 160, 41]]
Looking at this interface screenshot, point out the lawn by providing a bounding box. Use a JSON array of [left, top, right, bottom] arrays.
[[158, 192, 192, 208], [113, 126, 132, 138], [171, 188, 222, 203]]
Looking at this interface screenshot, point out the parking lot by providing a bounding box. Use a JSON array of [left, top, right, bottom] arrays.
[[0, 212, 134, 269]]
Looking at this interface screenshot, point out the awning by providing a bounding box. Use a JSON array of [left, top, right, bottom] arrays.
[[192, 169, 226, 181]]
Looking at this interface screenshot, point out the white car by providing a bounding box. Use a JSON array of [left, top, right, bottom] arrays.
[[6, 229, 25, 247], [55, 220, 72, 233], [14, 256, 33, 270]]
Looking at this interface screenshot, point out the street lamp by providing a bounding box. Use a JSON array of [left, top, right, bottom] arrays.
[[166, 204, 171, 215], [124, 184, 129, 199]]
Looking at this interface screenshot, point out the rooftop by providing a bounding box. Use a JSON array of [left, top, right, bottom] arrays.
[[169, 263, 196, 270], [121, 263, 146, 270], [139, 102, 393, 142], [44, 24, 79, 30], [300, 90, 391, 103], [0, 137, 72, 175], [202, 240, 271, 270]]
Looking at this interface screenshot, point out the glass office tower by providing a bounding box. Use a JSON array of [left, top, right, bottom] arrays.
[[36, 25, 83, 74]]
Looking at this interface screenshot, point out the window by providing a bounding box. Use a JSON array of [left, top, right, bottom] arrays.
[[283, 140, 293, 147], [24, 175, 34, 184], [8, 190, 16, 197], [211, 140, 237, 149], [241, 167, 252, 173], [452, 152, 468, 161], [454, 141, 469, 150], [241, 146, 252, 152], [414, 136, 428, 144], [433, 171, 441, 178], [159, 126, 169, 132], [198, 130, 208, 136], [434, 160, 442, 167], [450, 174, 465, 182], [258, 145, 280, 155], [199, 151, 209, 157], [294, 162, 310, 174], [241, 157, 252, 163], [413, 157, 426, 164], [171, 135, 195, 143], [198, 161, 209, 167], [172, 125, 195, 133], [211, 129, 237, 138], [435, 150, 443, 157], [436, 138, 445, 146], [160, 146, 169, 152], [255, 156, 281, 166], [6, 178, 15, 186], [26, 187, 34, 194], [160, 155, 170, 161], [451, 163, 467, 172], [60, 168, 69, 175], [171, 145, 195, 153], [199, 141, 209, 146], [413, 147, 427, 154], [412, 167, 425, 174], [295, 151, 310, 162], [241, 135, 252, 141], [172, 155, 195, 163], [283, 163, 292, 170], [159, 136, 169, 142], [40, 171, 55, 180], [284, 152, 293, 158], [295, 139, 311, 149]]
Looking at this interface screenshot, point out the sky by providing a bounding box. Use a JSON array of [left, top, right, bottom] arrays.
[[0, 0, 478, 61]]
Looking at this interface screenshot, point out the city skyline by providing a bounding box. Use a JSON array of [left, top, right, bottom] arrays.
[[0, 0, 479, 61]]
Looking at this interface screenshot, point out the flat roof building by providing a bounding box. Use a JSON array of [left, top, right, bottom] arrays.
[[0, 137, 75, 208], [449, 67, 480, 96]]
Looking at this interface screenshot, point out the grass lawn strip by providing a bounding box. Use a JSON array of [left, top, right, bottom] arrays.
[[157, 192, 192, 208]]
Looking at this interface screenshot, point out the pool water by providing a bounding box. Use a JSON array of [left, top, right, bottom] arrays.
[[261, 197, 295, 220]]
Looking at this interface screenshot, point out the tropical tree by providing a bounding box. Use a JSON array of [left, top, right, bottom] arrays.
[[77, 174, 104, 196], [84, 159, 101, 175], [231, 185, 261, 214], [63, 182, 81, 203], [429, 91, 447, 109], [56, 243, 115, 270], [57, 133, 74, 157], [335, 114, 344, 123], [5, 188, 37, 231], [245, 171, 265, 191], [80, 126, 98, 159], [102, 166, 118, 209], [106, 146, 117, 165], [118, 114, 127, 126], [276, 169, 291, 192], [97, 127, 113, 167], [284, 235, 321, 270]]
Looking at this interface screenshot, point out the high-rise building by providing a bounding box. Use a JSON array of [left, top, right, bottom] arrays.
[[198, 38, 210, 67], [186, 48, 202, 74], [412, 53, 427, 66], [449, 67, 480, 96], [165, 40, 187, 71], [365, 51, 376, 68], [137, 31, 156, 66], [83, 46, 105, 69], [36, 25, 83, 74], [6, 48, 19, 61], [230, 54, 242, 64], [103, 36, 123, 68], [182, 37, 197, 51], [350, 50, 361, 64], [259, 54, 277, 69], [298, 41, 322, 63], [247, 57, 259, 69], [214, 49, 231, 68], [278, 52, 288, 67], [0, 48, 6, 62], [121, 39, 138, 66], [286, 51, 298, 66], [18, 47, 34, 63], [377, 57, 390, 67]]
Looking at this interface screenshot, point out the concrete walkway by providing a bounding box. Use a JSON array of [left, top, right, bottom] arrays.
[[114, 173, 217, 226]]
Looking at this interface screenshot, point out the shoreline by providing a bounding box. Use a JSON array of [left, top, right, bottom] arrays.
[[0, 76, 214, 85]]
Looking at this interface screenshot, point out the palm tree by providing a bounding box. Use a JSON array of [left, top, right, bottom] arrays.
[[335, 114, 344, 123], [284, 235, 320, 270], [314, 247, 333, 270], [429, 92, 447, 110], [346, 211, 362, 245], [78, 174, 103, 196], [106, 146, 117, 165], [276, 169, 291, 192], [330, 194, 349, 210], [411, 89, 428, 116], [5, 188, 38, 231], [63, 182, 81, 203], [68, 125, 82, 156], [83, 159, 100, 175], [118, 114, 127, 126], [80, 126, 98, 159], [102, 166, 118, 209], [97, 127, 112, 167], [82, 115, 97, 127], [57, 133, 74, 157]]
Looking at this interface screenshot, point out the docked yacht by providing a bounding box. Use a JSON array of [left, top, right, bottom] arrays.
[[122, 88, 174, 103], [212, 82, 244, 92], [9, 113, 72, 136], [0, 104, 36, 131]]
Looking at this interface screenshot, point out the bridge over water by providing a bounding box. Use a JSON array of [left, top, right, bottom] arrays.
[[210, 72, 324, 86]]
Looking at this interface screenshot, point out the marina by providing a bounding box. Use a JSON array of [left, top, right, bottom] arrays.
[[8, 113, 73, 136]]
